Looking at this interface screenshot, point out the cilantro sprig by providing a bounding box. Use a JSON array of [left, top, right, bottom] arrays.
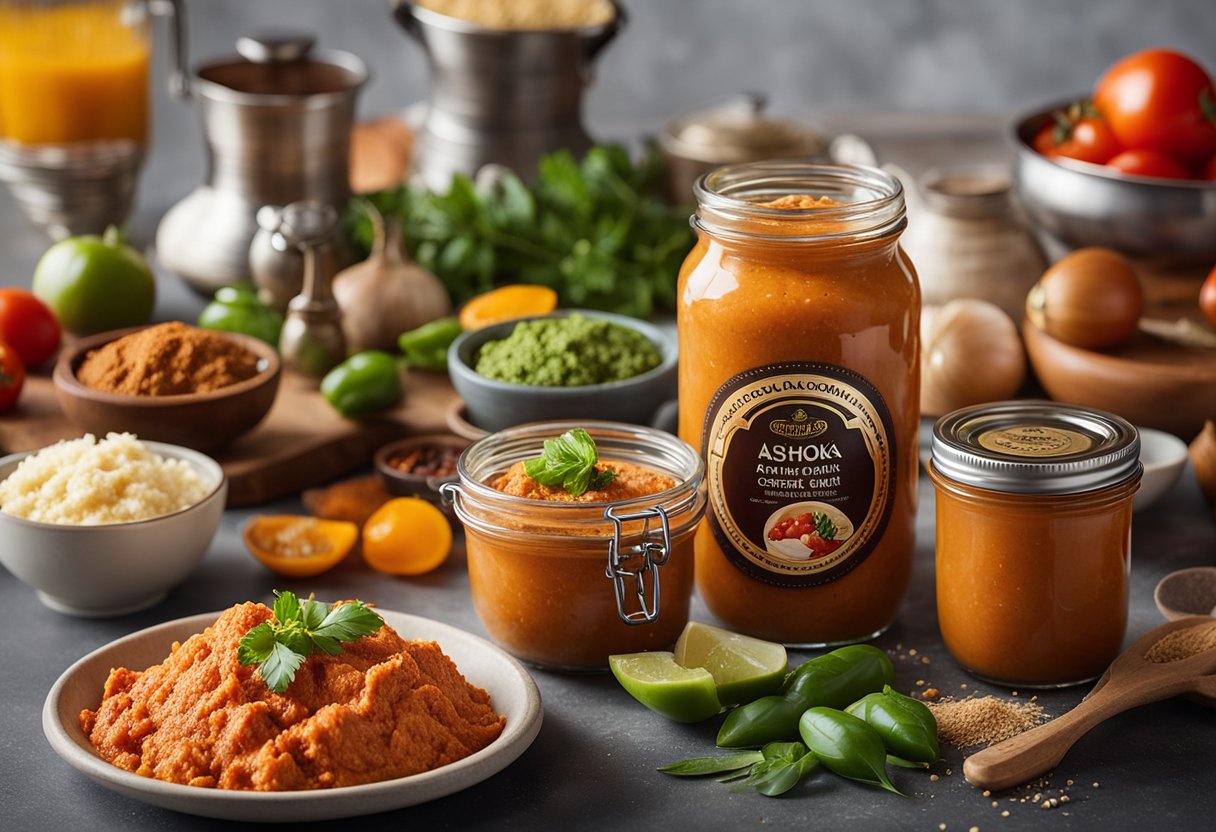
[[523, 428, 616, 497], [237, 590, 384, 693]]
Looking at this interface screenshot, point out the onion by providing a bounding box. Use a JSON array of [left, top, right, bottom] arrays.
[[333, 205, 452, 354], [921, 299, 1027, 418], [1025, 247, 1143, 350]]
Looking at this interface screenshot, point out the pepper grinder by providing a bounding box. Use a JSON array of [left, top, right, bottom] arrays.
[[275, 200, 346, 379]]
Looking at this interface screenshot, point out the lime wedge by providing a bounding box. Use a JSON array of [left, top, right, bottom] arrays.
[[674, 621, 788, 707], [609, 651, 722, 723]]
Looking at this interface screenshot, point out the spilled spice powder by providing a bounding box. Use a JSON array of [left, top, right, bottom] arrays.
[[77, 322, 260, 396], [927, 695, 1048, 748], [1145, 621, 1216, 663]]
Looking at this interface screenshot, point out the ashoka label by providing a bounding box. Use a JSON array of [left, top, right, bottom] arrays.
[[701, 362, 896, 588]]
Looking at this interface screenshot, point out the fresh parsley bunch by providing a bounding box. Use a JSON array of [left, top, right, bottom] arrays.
[[237, 590, 384, 693], [523, 428, 616, 498], [348, 142, 694, 319]]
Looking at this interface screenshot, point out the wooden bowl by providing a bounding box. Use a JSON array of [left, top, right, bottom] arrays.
[[373, 433, 470, 512], [53, 326, 281, 452], [1023, 320, 1216, 441]]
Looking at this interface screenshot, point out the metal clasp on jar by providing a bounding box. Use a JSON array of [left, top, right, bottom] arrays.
[[604, 504, 671, 626]]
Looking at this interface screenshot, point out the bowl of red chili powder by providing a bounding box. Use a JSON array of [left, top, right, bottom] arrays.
[[53, 321, 281, 452]]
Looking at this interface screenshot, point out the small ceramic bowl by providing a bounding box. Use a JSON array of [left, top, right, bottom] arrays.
[[373, 434, 470, 509], [0, 441, 226, 616], [1134, 426, 1190, 512], [447, 310, 677, 433], [53, 326, 281, 452]]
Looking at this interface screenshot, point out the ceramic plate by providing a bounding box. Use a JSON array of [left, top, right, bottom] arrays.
[[43, 610, 542, 821]]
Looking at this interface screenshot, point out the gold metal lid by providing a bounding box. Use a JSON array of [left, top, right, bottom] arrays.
[[931, 400, 1141, 495]]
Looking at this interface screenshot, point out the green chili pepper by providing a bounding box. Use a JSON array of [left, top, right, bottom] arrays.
[[798, 707, 903, 795], [320, 350, 403, 418], [397, 316, 462, 371], [716, 644, 894, 748], [845, 684, 940, 764], [198, 284, 284, 346]]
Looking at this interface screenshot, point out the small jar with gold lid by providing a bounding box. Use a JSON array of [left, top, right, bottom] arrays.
[[929, 401, 1141, 688]]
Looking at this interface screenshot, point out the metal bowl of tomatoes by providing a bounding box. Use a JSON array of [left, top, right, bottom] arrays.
[[1011, 49, 1216, 263], [1013, 102, 1216, 263]]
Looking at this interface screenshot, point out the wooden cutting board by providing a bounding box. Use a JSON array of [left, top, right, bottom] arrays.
[[0, 369, 460, 507]]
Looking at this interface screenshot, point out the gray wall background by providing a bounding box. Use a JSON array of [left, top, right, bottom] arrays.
[[7, 0, 1214, 266], [137, 0, 1213, 213]]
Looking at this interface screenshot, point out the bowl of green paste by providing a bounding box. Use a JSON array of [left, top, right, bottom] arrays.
[[448, 310, 677, 432]]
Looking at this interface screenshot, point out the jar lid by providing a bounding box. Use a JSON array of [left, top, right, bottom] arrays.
[[931, 401, 1141, 495]]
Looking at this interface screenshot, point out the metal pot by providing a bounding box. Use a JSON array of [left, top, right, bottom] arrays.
[[154, 12, 367, 296], [391, 0, 623, 191], [659, 94, 827, 204]]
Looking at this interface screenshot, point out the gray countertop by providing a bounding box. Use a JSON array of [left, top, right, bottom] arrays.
[[2, 115, 1216, 831]]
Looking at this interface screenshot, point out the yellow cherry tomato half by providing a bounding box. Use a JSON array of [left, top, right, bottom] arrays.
[[243, 515, 358, 578], [362, 497, 452, 576]]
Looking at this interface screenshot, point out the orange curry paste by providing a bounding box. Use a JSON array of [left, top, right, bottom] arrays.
[[462, 458, 693, 668], [678, 162, 919, 646], [80, 602, 505, 790]]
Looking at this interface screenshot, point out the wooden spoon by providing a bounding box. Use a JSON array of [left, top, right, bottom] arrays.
[[962, 616, 1216, 791]]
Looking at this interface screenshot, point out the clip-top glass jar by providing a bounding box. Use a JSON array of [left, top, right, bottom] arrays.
[[929, 401, 1141, 687], [678, 161, 920, 647], [444, 421, 706, 671]]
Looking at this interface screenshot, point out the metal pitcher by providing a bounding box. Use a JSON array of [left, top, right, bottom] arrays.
[[391, 0, 623, 190], [154, 6, 367, 295]]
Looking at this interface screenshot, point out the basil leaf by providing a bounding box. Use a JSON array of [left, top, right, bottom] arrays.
[[658, 752, 763, 777], [746, 742, 820, 797], [522, 428, 610, 497], [887, 755, 930, 769]]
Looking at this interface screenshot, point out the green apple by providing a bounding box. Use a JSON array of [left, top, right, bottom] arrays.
[[32, 227, 155, 336]]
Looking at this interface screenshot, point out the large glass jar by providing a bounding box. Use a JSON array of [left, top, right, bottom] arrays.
[[445, 421, 706, 670], [930, 401, 1141, 687], [678, 161, 920, 647]]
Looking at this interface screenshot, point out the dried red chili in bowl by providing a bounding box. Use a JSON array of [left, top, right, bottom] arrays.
[[372, 434, 470, 510]]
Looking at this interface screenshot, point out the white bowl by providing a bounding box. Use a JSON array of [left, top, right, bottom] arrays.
[[1134, 427, 1189, 512], [0, 441, 226, 616]]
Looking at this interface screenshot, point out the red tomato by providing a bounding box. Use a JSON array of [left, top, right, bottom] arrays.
[[1200, 266, 1216, 327], [1033, 107, 1123, 165], [0, 341, 24, 411], [1205, 155, 1216, 181], [1093, 48, 1216, 163], [1106, 148, 1191, 179], [0, 288, 61, 368]]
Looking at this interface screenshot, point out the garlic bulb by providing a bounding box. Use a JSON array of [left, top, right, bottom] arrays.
[[921, 299, 1027, 418], [332, 206, 452, 354]]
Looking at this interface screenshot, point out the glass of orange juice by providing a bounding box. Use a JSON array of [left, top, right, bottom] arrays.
[[0, 0, 150, 146]]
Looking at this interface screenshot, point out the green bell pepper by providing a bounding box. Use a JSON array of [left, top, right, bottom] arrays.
[[716, 644, 894, 748], [397, 316, 462, 371], [198, 284, 284, 346], [320, 350, 403, 418]]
